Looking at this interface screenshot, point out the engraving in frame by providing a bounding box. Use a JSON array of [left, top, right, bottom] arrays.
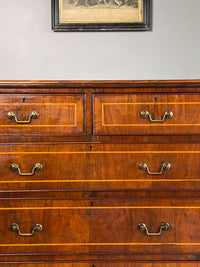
[[52, 0, 152, 32]]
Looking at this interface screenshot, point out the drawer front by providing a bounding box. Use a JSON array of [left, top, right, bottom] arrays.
[[89, 207, 200, 255], [0, 198, 200, 258], [90, 207, 195, 243], [0, 143, 200, 190], [0, 94, 85, 135], [1, 208, 89, 244], [93, 93, 200, 135]]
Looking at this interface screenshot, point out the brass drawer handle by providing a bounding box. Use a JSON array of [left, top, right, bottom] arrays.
[[140, 110, 173, 122], [10, 163, 43, 176], [138, 222, 170, 236], [10, 223, 43, 236], [139, 162, 171, 175], [7, 111, 39, 124]]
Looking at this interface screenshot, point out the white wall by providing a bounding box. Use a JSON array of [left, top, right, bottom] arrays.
[[0, 0, 199, 80]]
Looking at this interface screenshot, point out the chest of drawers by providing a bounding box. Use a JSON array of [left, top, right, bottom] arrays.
[[0, 80, 200, 267]]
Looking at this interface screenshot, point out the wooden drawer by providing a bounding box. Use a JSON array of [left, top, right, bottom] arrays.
[[2, 208, 89, 245], [93, 93, 200, 135], [89, 207, 200, 255], [90, 207, 196, 243], [0, 198, 200, 261], [0, 94, 85, 135], [1, 143, 200, 191]]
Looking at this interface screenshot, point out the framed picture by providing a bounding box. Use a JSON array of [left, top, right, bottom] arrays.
[[52, 0, 152, 31]]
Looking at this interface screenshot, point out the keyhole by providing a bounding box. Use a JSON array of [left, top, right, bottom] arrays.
[[23, 98, 26, 103]]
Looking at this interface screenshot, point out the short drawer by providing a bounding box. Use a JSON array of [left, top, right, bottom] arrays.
[[0, 94, 85, 135], [0, 143, 200, 191], [93, 93, 200, 135]]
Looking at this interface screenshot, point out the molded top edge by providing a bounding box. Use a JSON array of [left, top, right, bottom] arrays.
[[0, 80, 200, 88]]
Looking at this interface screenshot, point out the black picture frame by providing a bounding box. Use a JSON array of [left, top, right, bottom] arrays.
[[52, 0, 152, 32]]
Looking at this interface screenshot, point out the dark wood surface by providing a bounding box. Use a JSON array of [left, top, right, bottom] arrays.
[[0, 198, 199, 257], [4, 264, 200, 267], [0, 143, 199, 191], [0, 94, 85, 136], [94, 93, 200, 135], [0, 80, 199, 265]]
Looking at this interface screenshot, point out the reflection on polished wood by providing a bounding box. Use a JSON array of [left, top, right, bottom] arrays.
[[0, 80, 199, 265]]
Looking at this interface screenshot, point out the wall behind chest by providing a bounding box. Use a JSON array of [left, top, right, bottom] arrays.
[[0, 0, 200, 80]]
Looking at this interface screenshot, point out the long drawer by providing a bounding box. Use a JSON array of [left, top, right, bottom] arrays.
[[0, 94, 85, 135], [93, 93, 200, 135], [0, 198, 200, 260], [1, 143, 200, 190]]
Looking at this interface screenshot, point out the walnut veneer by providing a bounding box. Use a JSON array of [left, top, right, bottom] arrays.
[[0, 80, 200, 267]]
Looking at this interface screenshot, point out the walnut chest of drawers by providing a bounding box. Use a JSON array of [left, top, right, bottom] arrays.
[[0, 80, 200, 267]]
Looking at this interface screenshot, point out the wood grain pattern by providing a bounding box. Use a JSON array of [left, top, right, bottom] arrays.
[[0, 143, 199, 190], [0, 209, 89, 246], [5, 264, 90, 267], [0, 80, 200, 88], [6, 264, 89, 267], [91, 264, 200, 267], [3, 264, 200, 267], [0, 94, 85, 135], [0, 80, 199, 264], [88, 264, 200, 267], [0, 198, 200, 256], [94, 94, 200, 135]]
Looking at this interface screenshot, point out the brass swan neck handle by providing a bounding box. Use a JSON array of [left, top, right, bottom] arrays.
[[10, 163, 43, 176], [7, 111, 39, 124], [138, 222, 170, 236], [140, 110, 173, 123], [139, 162, 171, 175], [10, 223, 43, 236]]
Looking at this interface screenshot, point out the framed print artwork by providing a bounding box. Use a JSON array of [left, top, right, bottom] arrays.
[[52, 0, 152, 31]]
